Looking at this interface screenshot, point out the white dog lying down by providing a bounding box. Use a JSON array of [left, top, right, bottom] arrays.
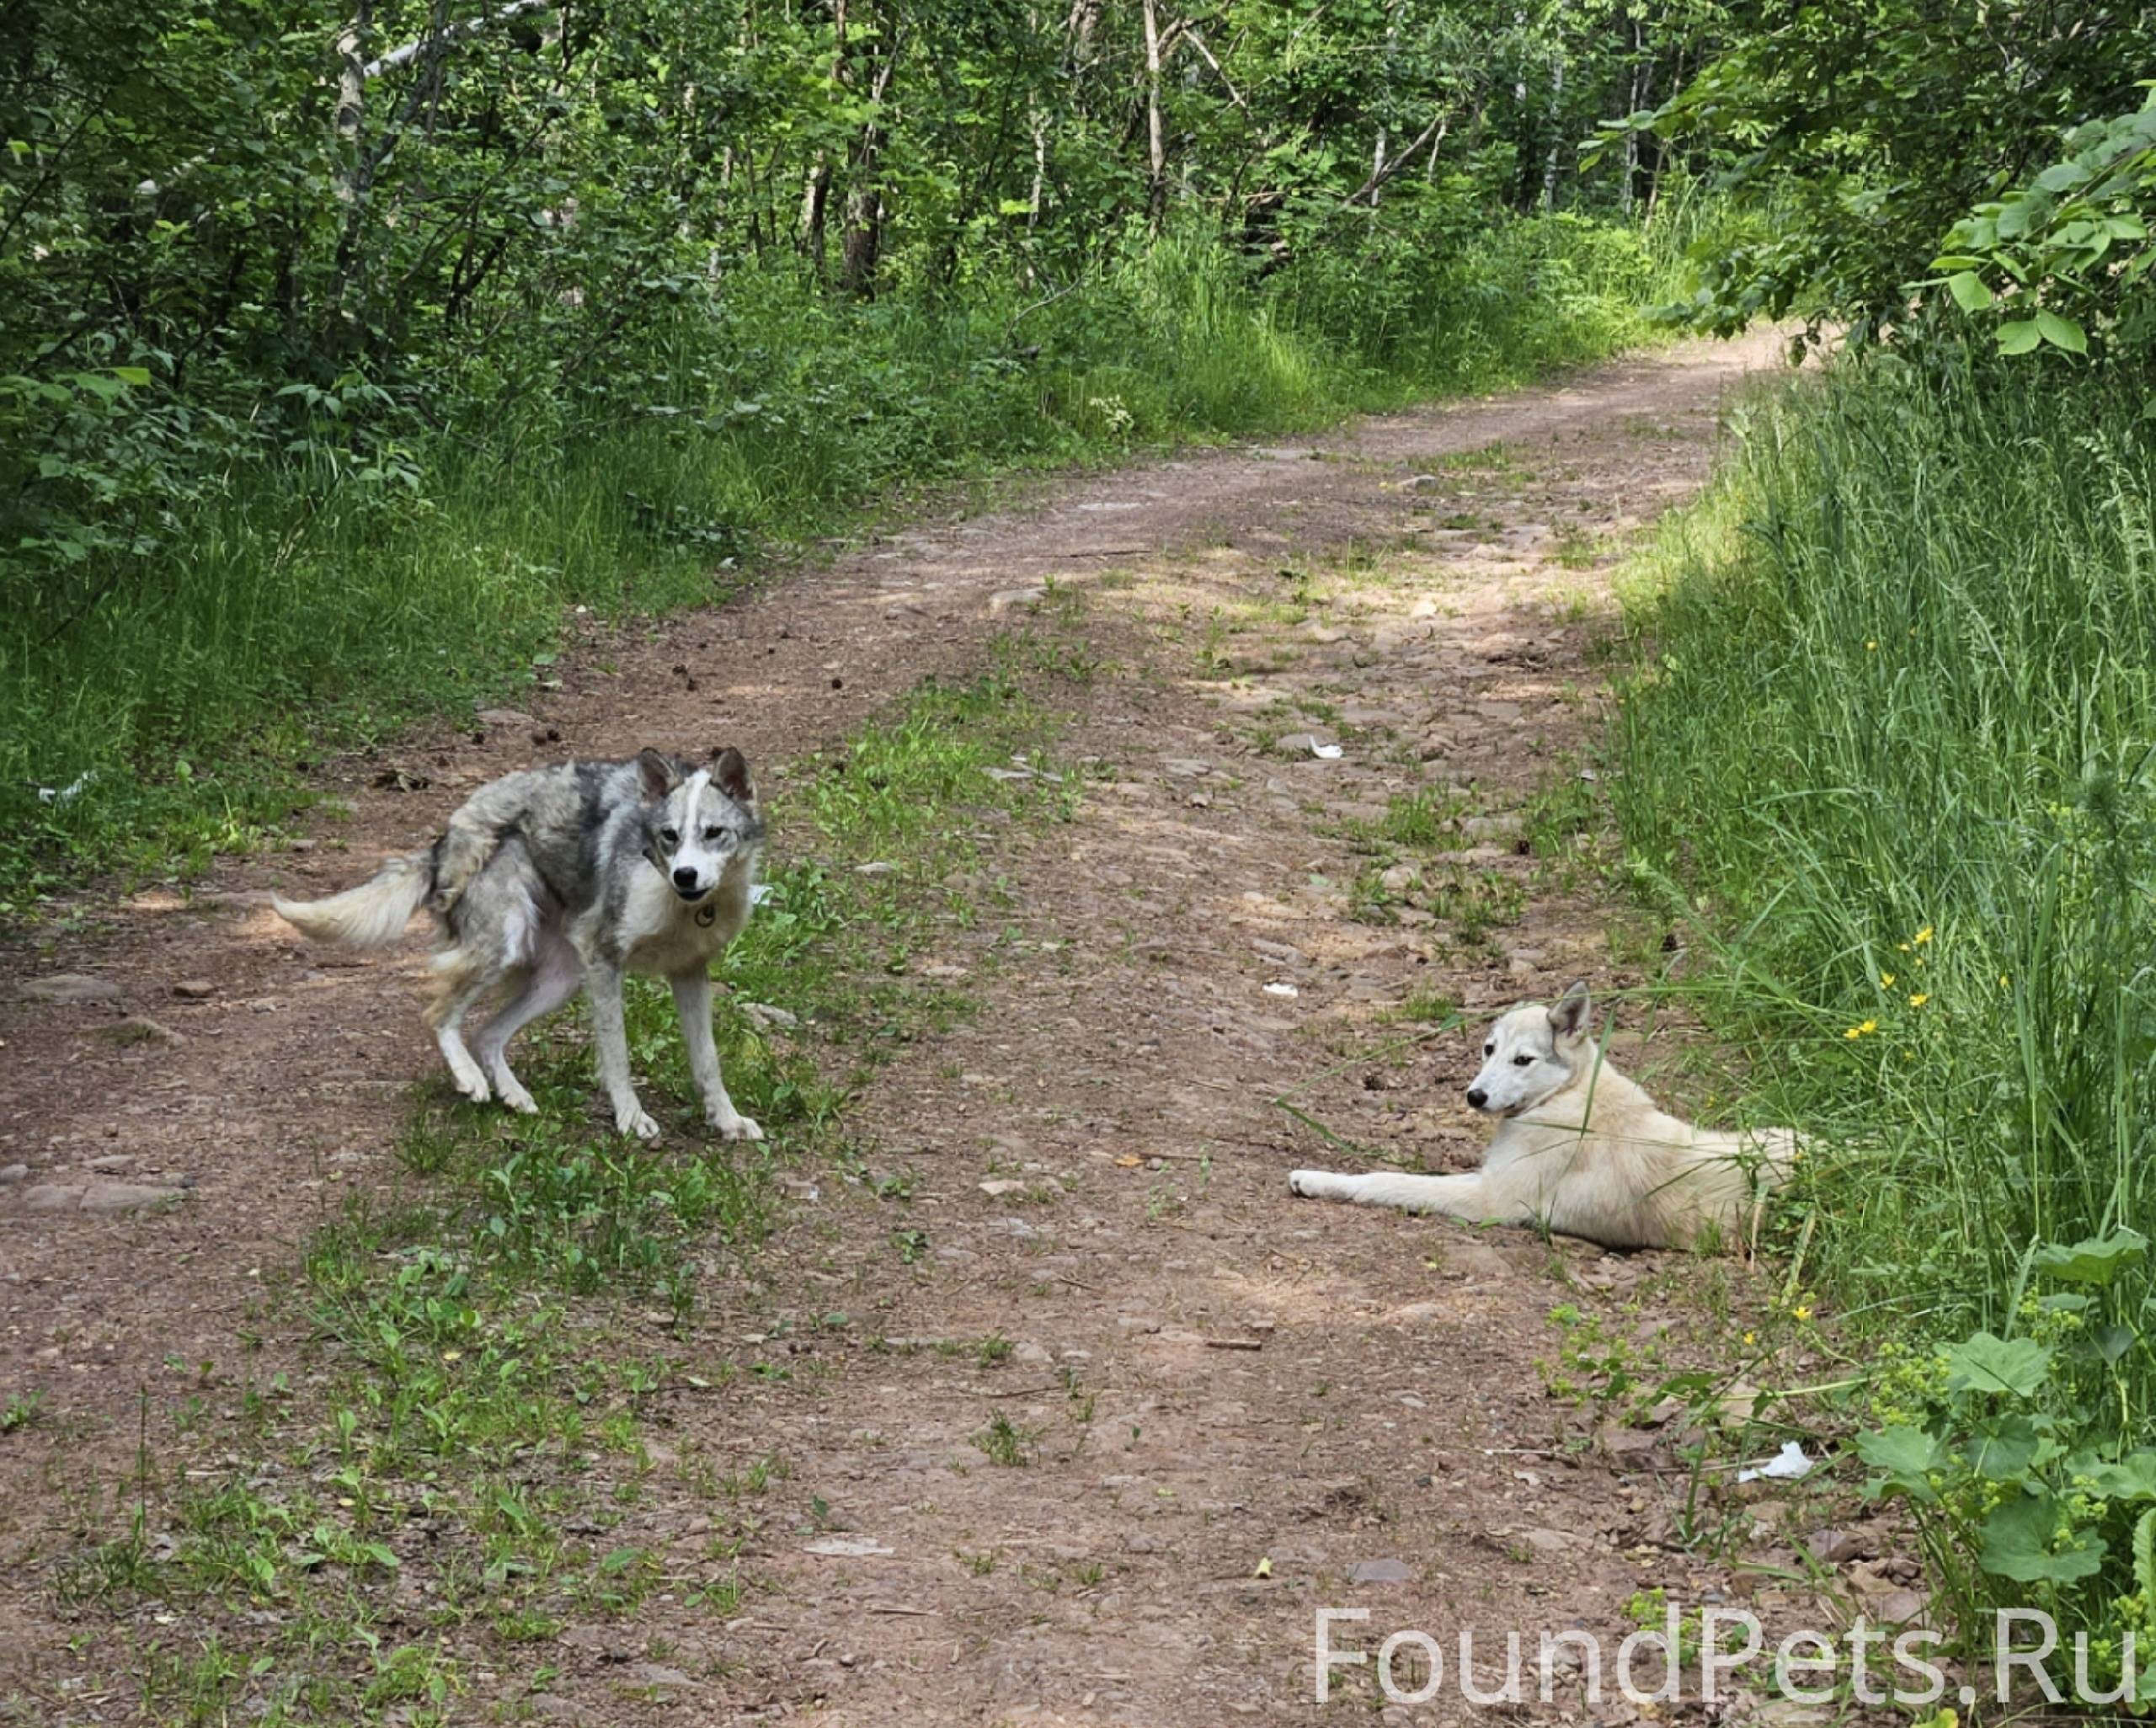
[[1289, 984, 1794, 1251]]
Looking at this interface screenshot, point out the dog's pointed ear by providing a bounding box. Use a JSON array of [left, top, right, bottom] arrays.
[[636, 748, 682, 802], [1550, 980, 1592, 1038], [709, 744, 753, 803]]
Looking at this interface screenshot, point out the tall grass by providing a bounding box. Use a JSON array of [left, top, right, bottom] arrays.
[[1, 213, 1689, 909], [1611, 345, 2156, 1662]]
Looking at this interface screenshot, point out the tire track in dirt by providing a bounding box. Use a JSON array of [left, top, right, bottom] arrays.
[[3, 331, 1828, 1718]]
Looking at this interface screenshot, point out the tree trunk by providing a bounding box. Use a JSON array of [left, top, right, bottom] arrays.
[[839, 190, 883, 295], [800, 155, 831, 271], [1646, 47, 1682, 217], [325, 0, 374, 347], [1065, 0, 1102, 79], [1622, 19, 1644, 216], [1541, 54, 1564, 210], [1028, 96, 1049, 228], [836, 29, 898, 296], [1369, 4, 1399, 209], [800, 0, 849, 273], [1142, 0, 1166, 226]]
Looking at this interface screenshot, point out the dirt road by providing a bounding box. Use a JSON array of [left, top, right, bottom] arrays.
[[5, 330, 1870, 1725]]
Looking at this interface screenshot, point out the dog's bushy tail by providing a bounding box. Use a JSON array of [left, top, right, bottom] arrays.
[[273, 852, 432, 949]]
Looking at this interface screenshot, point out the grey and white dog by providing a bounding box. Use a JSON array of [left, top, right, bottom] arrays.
[[274, 747, 766, 1141]]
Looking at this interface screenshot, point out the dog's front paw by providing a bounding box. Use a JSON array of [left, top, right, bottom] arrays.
[[617, 1105, 662, 1142], [1288, 1169, 1334, 1199], [709, 1111, 764, 1144]]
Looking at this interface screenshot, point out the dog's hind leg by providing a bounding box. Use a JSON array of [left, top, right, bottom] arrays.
[[424, 840, 542, 1107], [469, 930, 580, 1115], [426, 956, 496, 1105]]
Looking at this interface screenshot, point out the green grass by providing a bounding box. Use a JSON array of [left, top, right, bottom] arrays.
[[1607, 346, 2156, 1675], [0, 212, 1696, 914], [46, 642, 1086, 1722], [970, 1411, 1041, 1468]]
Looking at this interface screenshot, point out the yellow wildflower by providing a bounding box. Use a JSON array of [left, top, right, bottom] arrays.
[[1742, 1331, 1758, 1347], [2000, 973, 2010, 988], [1794, 1305, 1814, 1322], [1865, 639, 1877, 651], [1910, 992, 1929, 1007], [1913, 926, 1934, 945], [1881, 972, 1896, 987], [1844, 1019, 1878, 1039]]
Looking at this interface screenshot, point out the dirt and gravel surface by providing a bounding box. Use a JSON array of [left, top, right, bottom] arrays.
[[5, 329, 1918, 1724]]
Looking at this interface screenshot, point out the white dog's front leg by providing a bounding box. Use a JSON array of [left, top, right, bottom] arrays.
[[670, 970, 762, 1143], [586, 961, 659, 1141], [1289, 1168, 1529, 1225]]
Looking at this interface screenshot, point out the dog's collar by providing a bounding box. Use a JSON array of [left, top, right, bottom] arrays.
[[694, 900, 718, 928]]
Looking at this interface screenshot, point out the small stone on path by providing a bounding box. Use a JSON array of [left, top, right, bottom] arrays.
[[477, 707, 538, 731], [1348, 1558, 1414, 1585], [19, 973, 120, 1004], [82, 1181, 185, 1214]]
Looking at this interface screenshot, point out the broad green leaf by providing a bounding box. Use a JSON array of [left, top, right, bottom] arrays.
[[2030, 1229, 2147, 1285], [2076, 1451, 2156, 1501], [2036, 309, 2089, 353], [1944, 1331, 2052, 1398], [109, 365, 152, 387], [1965, 1414, 2041, 1480], [1854, 1424, 1944, 1501], [1980, 1493, 2107, 1583], [1945, 271, 1993, 312], [1997, 319, 2043, 355]]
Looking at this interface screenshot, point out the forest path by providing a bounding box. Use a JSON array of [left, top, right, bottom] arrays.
[[4, 329, 1845, 1724]]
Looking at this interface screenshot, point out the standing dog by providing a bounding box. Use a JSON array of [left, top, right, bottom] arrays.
[[1289, 984, 1793, 1251], [274, 747, 766, 1142]]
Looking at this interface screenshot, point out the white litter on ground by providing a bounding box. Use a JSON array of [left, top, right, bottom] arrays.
[[1736, 1441, 1813, 1483]]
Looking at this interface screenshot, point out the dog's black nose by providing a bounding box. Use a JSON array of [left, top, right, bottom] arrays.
[[672, 866, 699, 891], [1465, 1086, 1488, 1110]]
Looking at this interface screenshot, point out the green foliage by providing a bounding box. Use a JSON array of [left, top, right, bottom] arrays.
[[1933, 88, 2156, 360], [1608, 347, 2156, 1663], [1632, 3, 2156, 349]]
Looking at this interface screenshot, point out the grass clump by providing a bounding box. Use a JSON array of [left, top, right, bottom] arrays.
[[1608, 345, 2156, 1677]]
